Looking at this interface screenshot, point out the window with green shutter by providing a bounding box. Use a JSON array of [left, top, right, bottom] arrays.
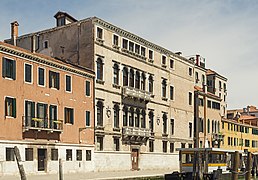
[[2, 57, 16, 80], [65, 75, 72, 92], [86, 81, 90, 96], [65, 107, 74, 124], [86, 111, 90, 126], [5, 97, 16, 118], [25, 64, 32, 83], [49, 71, 60, 89], [38, 67, 45, 86]]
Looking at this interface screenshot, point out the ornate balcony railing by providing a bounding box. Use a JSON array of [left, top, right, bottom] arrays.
[[22, 116, 63, 133], [122, 86, 152, 101], [122, 126, 150, 137]]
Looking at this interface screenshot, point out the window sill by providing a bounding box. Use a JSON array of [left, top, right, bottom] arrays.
[[96, 79, 105, 85], [65, 123, 74, 125], [112, 45, 120, 50], [50, 87, 59, 90], [5, 116, 15, 119], [161, 64, 167, 68], [25, 81, 33, 85], [4, 77, 15, 81], [113, 127, 120, 132], [112, 84, 121, 89], [162, 133, 168, 137], [96, 38, 104, 45], [148, 59, 154, 63]]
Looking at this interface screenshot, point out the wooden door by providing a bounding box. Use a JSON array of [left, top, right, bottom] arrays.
[[38, 149, 47, 171], [131, 149, 138, 170]]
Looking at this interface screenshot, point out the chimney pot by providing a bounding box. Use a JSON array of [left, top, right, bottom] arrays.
[[11, 21, 19, 46]]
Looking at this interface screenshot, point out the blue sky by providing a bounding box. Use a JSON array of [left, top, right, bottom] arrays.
[[1, 0, 258, 109]]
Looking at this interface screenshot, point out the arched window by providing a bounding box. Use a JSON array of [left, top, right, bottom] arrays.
[[162, 79, 167, 98], [113, 104, 119, 128], [129, 69, 134, 87], [141, 110, 146, 128], [141, 72, 146, 90], [135, 108, 140, 127], [129, 107, 134, 127], [163, 113, 167, 134], [96, 101, 103, 126], [123, 106, 128, 126], [113, 64, 119, 85], [123, 67, 128, 86], [149, 75, 153, 93], [149, 111, 154, 132], [135, 71, 140, 89], [96, 58, 103, 80]]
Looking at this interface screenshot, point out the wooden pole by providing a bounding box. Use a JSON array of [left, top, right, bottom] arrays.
[[245, 152, 251, 180], [59, 158, 63, 180], [14, 146, 27, 180], [232, 151, 239, 180]]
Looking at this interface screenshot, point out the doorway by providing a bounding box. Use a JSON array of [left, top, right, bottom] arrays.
[[131, 149, 139, 170], [38, 149, 47, 171]]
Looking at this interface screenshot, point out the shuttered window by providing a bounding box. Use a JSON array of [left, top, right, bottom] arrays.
[[2, 57, 16, 80], [49, 71, 60, 89], [5, 97, 16, 118]]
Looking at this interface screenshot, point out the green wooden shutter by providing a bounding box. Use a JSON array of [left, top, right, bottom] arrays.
[[86, 111, 90, 126], [56, 73, 60, 90], [49, 71, 52, 88], [12, 61, 16, 80], [49, 105, 53, 120], [31, 102, 35, 118], [86, 81, 90, 96], [71, 109, 74, 124], [13, 98, 16, 118], [37, 103, 40, 118], [4, 97, 7, 116], [2, 58, 6, 78]]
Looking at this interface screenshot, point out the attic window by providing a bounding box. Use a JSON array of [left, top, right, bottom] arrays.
[[97, 27, 103, 39], [57, 17, 65, 26], [44, 41, 48, 49]]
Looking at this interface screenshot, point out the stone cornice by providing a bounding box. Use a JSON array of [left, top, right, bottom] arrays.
[[0, 44, 94, 79], [92, 17, 194, 65]]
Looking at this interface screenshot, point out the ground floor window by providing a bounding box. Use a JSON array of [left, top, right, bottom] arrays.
[[86, 150, 91, 161], [6, 148, 15, 161], [51, 149, 58, 161], [25, 148, 33, 161], [76, 150, 82, 161], [97, 137, 103, 151], [66, 149, 72, 161]]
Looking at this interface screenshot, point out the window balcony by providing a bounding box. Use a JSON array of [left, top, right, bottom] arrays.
[[122, 86, 152, 101], [22, 116, 63, 133], [122, 126, 150, 138]]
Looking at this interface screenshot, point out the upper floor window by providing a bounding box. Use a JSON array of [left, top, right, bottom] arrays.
[[64, 107, 74, 124], [135, 44, 140, 54], [189, 67, 192, 76], [113, 34, 119, 46], [149, 75, 153, 93], [123, 67, 128, 86], [171, 119, 174, 135], [135, 71, 140, 89], [189, 122, 192, 137], [43, 41, 48, 49], [96, 58, 103, 80], [85, 80, 91, 96], [224, 83, 227, 91], [96, 101, 103, 126], [49, 71, 60, 89], [129, 41, 134, 52], [149, 50, 153, 60], [25, 64, 32, 83], [2, 57, 16, 80], [86, 111, 90, 127], [113, 63, 119, 85], [129, 69, 134, 87], [195, 72, 199, 83], [123, 106, 128, 126], [170, 86, 174, 100], [38, 67, 45, 86], [114, 104, 120, 128], [219, 81, 222, 90], [162, 79, 167, 98], [97, 27, 103, 39], [189, 92, 192, 105], [122, 39, 128, 49], [5, 97, 16, 118], [141, 47, 146, 57], [202, 74, 205, 85], [163, 113, 167, 134], [170, 59, 174, 69], [65, 75, 72, 92], [162, 55, 166, 66], [149, 111, 154, 132], [140, 73, 146, 90]]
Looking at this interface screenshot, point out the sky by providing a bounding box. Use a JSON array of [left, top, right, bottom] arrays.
[[0, 0, 258, 109]]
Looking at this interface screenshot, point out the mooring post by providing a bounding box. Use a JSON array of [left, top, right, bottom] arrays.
[[59, 158, 63, 180], [232, 151, 239, 180], [245, 152, 251, 180], [14, 146, 27, 180]]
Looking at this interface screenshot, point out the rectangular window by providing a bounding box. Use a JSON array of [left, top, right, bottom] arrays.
[[65, 75, 71, 92], [189, 122, 192, 138], [65, 107, 74, 124], [122, 39, 128, 49], [97, 137, 103, 151], [170, 143, 174, 153], [171, 119, 174, 135], [51, 149, 58, 161], [25, 64, 32, 83], [49, 71, 60, 89], [86, 150, 91, 161], [97, 27, 103, 39], [5, 97, 16, 118], [163, 141, 167, 153], [149, 50, 153, 60], [86, 111, 90, 127], [38, 67, 45, 86], [66, 149, 72, 161], [76, 150, 82, 161], [85, 81, 91, 96], [207, 100, 211, 108], [37, 103, 47, 123], [44, 41, 48, 49], [170, 86, 174, 100], [114, 138, 120, 151], [25, 148, 33, 161], [162, 55, 166, 65], [170, 59, 174, 69], [113, 34, 119, 46], [189, 68, 192, 76], [129, 41, 134, 52], [6, 148, 15, 161], [141, 47, 146, 57], [189, 92, 192, 105], [135, 44, 140, 54], [49, 105, 57, 129], [149, 140, 154, 152], [2, 57, 16, 80], [181, 143, 186, 148]]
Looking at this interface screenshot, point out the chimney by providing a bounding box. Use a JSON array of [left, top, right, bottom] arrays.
[[11, 21, 19, 46], [196, 54, 200, 66]]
